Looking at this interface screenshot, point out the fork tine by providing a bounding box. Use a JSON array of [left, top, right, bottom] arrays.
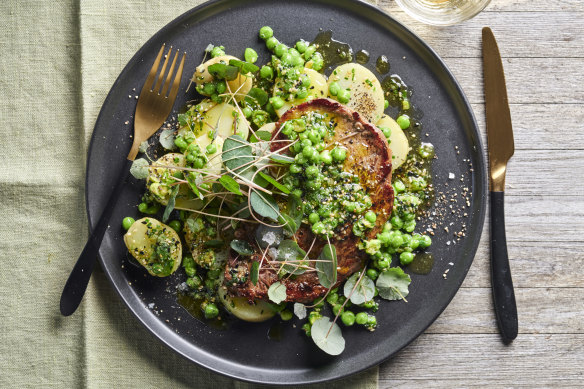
[[141, 44, 165, 94], [168, 52, 186, 101], [153, 46, 172, 93], [160, 50, 179, 96]]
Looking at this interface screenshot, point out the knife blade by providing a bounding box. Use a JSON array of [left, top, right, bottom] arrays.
[[482, 26, 518, 344]]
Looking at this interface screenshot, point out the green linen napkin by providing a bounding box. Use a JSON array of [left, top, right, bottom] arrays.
[[0, 1, 378, 387]]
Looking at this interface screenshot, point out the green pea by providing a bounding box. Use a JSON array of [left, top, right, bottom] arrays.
[[326, 292, 339, 305], [203, 82, 216, 95], [168, 220, 182, 233], [365, 211, 377, 223], [138, 202, 149, 213], [328, 81, 341, 96], [289, 163, 302, 174], [174, 136, 187, 150], [302, 145, 316, 158], [307, 131, 320, 145], [379, 126, 391, 139], [341, 311, 355, 326], [301, 74, 311, 87], [331, 147, 347, 161], [305, 165, 319, 178], [280, 309, 293, 321], [301, 138, 312, 148], [186, 276, 202, 289], [410, 177, 427, 191], [332, 304, 344, 316], [260, 65, 274, 80], [418, 234, 432, 249], [404, 219, 416, 232], [266, 37, 278, 50], [275, 43, 287, 57], [281, 52, 293, 65], [396, 114, 411, 129], [337, 89, 351, 104], [367, 315, 377, 327], [402, 99, 411, 110], [302, 323, 312, 336], [393, 180, 406, 193], [391, 215, 404, 229], [204, 303, 219, 319], [304, 45, 316, 60], [389, 231, 404, 248], [270, 96, 285, 110], [244, 48, 258, 63], [295, 88, 308, 99], [355, 312, 369, 325], [366, 268, 379, 280], [242, 107, 252, 118], [319, 150, 333, 164], [296, 40, 307, 53], [377, 258, 390, 269], [294, 153, 307, 165], [206, 144, 217, 154], [292, 189, 303, 198], [215, 80, 226, 94], [308, 212, 320, 224], [312, 221, 325, 234], [400, 252, 414, 266], [122, 217, 135, 230], [210, 46, 225, 58], [311, 53, 324, 71], [384, 99, 389, 109], [193, 158, 205, 169], [259, 26, 273, 40]]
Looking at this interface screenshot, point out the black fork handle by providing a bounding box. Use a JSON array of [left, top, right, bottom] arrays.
[[60, 158, 133, 316], [490, 191, 518, 343]]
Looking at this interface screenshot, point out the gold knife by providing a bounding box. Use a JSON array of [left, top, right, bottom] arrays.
[[482, 27, 518, 344]]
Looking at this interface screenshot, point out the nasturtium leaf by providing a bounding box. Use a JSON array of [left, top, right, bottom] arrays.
[[129, 158, 149, 179], [267, 281, 287, 304], [207, 63, 239, 81], [246, 88, 269, 106], [277, 240, 307, 275], [162, 185, 179, 223], [250, 261, 260, 285], [310, 317, 345, 356], [250, 190, 280, 221], [376, 267, 411, 301], [343, 272, 376, 305], [230, 239, 255, 256], [219, 174, 242, 195], [316, 244, 337, 289], [293, 303, 307, 320], [258, 171, 290, 194], [138, 140, 149, 154], [159, 129, 176, 150], [222, 135, 254, 176]]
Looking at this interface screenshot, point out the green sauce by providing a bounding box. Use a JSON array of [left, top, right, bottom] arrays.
[[311, 30, 353, 71], [375, 55, 390, 74], [355, 50, 370, 64], [408, 252, 434, 274]]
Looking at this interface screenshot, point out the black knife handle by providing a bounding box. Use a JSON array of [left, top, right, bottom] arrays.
[[60, 158, 133, 316], [490, 191, 518, 343]]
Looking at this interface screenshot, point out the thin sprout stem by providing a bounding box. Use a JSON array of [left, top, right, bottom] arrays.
[[325, 266, 368, 339], [175, 206, 258, 222]]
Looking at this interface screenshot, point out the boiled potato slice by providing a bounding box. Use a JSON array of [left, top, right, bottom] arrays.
[[376, 114, 410, 169], [273, 68, 327, 117], [218, 287, 276, 322], [200, 135, 224, 177], [124, 217, 182, 277], [195, 103, 250, 148], [327, 63, 385, 123], [177, 99, 217, 139], [258, 122, 276, 134], [193, 55, 253, 100]]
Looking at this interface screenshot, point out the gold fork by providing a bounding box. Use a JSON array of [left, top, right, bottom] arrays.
[[60, 45, 186, 316]]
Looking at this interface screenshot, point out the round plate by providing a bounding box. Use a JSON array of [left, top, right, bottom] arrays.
[[86, 0, 486, 385]]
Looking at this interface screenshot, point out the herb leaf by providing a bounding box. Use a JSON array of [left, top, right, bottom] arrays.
[[246, 88, 269, 106], [267, 281, 287, 304], [270, 153, 295, 164], [250, 190, 280, 221], [129, 158, 149, 179], [250, 261, 260, 285], [207, 63, 239, 81], [222, 135, 254, 176], [376, 267, 411, 301], [250, 130, 272, 143], [162, 185, 179, 222], [229, 59, 259, 74], [203, 239, 224, 248], [230, 239, 255, 256], [186, 172, 204, 200], [219, 174, 242, 195], [293, 303, 307, 319], [311, 317, 345, 356], [159, 129, 176, 150], [316, 244, 337, 289], [344, 272, 375, 305], [277, 240, 307, 275], [280, 195, 302, 235], [258, 171, 290, 194]]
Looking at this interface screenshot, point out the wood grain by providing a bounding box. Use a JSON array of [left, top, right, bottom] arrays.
[[370, 0, 584, 387]]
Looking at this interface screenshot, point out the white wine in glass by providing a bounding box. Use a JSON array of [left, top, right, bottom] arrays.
[[395, 0, 491, 26]]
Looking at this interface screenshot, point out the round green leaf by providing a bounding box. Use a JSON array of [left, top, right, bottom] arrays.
[[310, 317, 345, 356], [267, 281, 287, 304], [376, 267, 411, 301], [343, 272, 375, 305]]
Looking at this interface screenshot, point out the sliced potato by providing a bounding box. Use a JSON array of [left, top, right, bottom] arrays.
[[147, 153, 186, 205], [273, 68, 327, 117], [124, 217, 182, 277], [195, 103, 250, 148], [218, 287, 276, 322], [258, 122, 276, 134], [200, 135, 224, 176], [177, 99, 217, 139], [327, 63, 385, 123], [376, 114, 410, 169], [193, 55, 253, 100]]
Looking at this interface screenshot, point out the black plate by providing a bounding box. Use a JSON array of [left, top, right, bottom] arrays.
[[86, 0, 486, 385]]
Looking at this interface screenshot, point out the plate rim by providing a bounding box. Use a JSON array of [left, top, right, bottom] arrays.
[[85, 0, 487, 384]]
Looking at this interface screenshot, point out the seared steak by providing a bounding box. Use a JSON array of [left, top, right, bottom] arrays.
[[223, 99, 394, 303]]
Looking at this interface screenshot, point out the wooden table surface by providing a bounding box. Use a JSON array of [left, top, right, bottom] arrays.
[[369, 0, 584, 387]]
